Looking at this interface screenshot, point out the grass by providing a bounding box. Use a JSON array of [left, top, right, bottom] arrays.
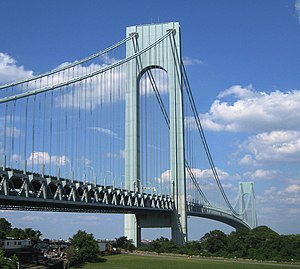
[[71, 253, 300, 269]]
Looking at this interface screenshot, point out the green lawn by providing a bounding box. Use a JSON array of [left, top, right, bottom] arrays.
[[71, 253, 300, 269]]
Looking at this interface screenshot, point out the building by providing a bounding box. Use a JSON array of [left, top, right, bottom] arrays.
[[0, 238, 31, 250]]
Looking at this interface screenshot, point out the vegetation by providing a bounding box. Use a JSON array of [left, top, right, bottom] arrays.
[[1, 216, 299, 265], [113, 236, 136, 251], [66, 230, 99, 266], [70, 253, 299, 269], [0, 219, 12, 239], [0, 250, 18, 269], [140, 226, 300, 262], [0, 218, 42, 242]]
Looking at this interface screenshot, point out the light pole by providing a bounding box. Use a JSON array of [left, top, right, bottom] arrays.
[[62, 158, 72, 181], [121, 175, 125, 189], [106, 170, 114, 188], [87, 166, 96, 185]]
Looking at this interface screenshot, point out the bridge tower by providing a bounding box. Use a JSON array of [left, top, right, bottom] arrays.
[[237, 182, 257, 228], [124, 22, 187, 246]]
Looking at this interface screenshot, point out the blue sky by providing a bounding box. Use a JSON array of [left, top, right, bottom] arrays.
[[1, 0, 300, 240]]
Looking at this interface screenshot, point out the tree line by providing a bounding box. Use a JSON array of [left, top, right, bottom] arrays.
[[0, 218, 42, 242], [140, 226, 300, 262], [2, 217, 299, 265]]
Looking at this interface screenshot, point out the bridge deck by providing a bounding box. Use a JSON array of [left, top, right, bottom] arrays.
[[0, 167, 251, 230], [0, 168, 173, 214]]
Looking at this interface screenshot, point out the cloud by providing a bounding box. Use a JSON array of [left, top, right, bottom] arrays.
[[243, 169, 279, 181], [187, 167, 229, 181], [55, 63, 168, 109], [285, 184, 300, 193], [99, 53, 119, 65], [157, 167, 230, 186], [0, 51, 169, 113], [256, 183, 300, 226], [0, 52, 127, 108], [182, 56, 204, 66], [89, 127, 118, 138], [199, 85, 300, 133], [239, 130, 300, 164], [159, 170, 171, 184], [239, 154, 258, 166], [55, 62, 126, 109], [258, 183, 300, 206], [217, 84, 258, 99], [107, 149, 125, 159], [296, 0, 300, 22], [27, 151, 70, 166], [0, 126, 21, 138], [0, 52, 33, 84], [19, 215, 44, 222]]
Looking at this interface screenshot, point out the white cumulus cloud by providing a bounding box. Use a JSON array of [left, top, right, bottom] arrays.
[[0, 52, 33, 84], [182, 56, 204, 66], [285, 184, 300, 193], [243, 169, 279, 181], [239, 130, 300, 164], [27, 151, 70, 166], [199, 85, 300, 133]]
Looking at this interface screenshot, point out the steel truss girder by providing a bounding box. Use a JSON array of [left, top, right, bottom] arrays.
[[186, 201, 252, 229], [0, 168, 173, 214]]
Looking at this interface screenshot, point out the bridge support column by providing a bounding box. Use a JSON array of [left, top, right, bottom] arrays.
[[125, 22, 187, 246], [124, 214, 141, 247]]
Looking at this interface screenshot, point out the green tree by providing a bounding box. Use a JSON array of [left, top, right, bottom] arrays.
[[0, 250, 18, 269], [142, 237, 178, 254], [67, 230, 98, 265], [23, 228, 42, 241], [115, 236, 136, 251], [184, 241, 202, 255], [0, 218, 12, 238], [6, 227, 42, 247], [249, 226, 281, 260], [201, 230, 227, 255], [7, 228, 25, 239], [227, 227, 250, 258]]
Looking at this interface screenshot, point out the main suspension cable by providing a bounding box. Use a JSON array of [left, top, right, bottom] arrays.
[[169, 32, 239, 215], [0, 35, 136, 90], [0, 31, 172, 104]]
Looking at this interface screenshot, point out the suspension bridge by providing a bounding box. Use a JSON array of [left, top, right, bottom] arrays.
[[0, 22, 257, 246]]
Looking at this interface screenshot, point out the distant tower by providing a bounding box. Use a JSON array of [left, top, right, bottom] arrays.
[[237, 182, 257, 228], [124, 22, 187, 246]]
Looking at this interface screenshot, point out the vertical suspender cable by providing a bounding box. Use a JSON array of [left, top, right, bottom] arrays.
[[42, 92, 46, 176], [8, 99, 13, 168], [11, 100, 16, 169], [2, 101, 8, 168], [71, 69, 75, 181], [24, 97, 29, 173], [98, 74, 102, 184], [84, 78, 87, 183], [65, 84, 69, 179], [102, 72, 106, 186], [31, 95, 36, 173], [49, 91, 54, 176], [42, 81, 46, 175], [37, 94, 41, 172], [111, 67, 114, 187]]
